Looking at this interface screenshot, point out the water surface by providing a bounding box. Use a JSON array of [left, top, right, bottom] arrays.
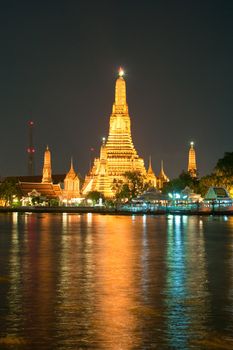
[[0, 213, 233, 349]]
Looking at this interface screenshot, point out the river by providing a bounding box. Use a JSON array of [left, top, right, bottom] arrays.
[[0, 213, 233, 349]]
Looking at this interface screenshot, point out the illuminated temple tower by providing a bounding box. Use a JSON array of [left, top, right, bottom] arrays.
[[188, 141, 197, 178], [82, 68, 147, 197], [42, 146, 52, 183], [62, 159, 80, 200], [147, 156, 157, 188], [157, 160, 169, 189]]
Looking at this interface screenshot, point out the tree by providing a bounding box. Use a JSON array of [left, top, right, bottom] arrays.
[[86, 191, 104, 204], [113, 171, 148, 200], [180, 152, 233, 197], [212, 152, 233, 192], [215, 152, 233, 177], [198, 174, 219, 197], [163, 171, 199, 194], [0, 178, 21, 206]]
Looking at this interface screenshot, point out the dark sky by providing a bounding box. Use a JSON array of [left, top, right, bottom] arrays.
[[0, 0, 233, 179]]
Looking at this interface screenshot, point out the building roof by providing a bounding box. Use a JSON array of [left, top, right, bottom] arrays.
[[157, 160, 169, 182], [204, 187, 231, 200], [19, 182, 62, 199], [5, 174, 66, 184]]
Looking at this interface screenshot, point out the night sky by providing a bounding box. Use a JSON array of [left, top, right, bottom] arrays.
[[0, 0, 233, 179]]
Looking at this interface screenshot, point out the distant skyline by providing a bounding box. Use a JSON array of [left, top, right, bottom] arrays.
[[0, 0, 233, 179]]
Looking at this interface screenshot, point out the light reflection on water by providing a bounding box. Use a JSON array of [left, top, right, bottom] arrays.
[[0, 213, 233, 349]]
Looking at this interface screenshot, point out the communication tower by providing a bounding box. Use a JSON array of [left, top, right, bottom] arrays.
[[27, 121, 35, 176]]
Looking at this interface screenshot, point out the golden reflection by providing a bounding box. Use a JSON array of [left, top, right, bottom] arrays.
[[56, 213, 96, 346], [21, 214, 56, 343], [142, 214, 147, 226], [2, 213, 233, 348], [7, 212, 22, 333], [12, 212, 18, 226], [94, 215, 139, 349], [87, 212, 92, 224]]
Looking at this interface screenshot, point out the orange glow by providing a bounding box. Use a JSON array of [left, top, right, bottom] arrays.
[[93, 215, 139, 349], [118, 67, 124, 77], [82, 73, 147, 197]]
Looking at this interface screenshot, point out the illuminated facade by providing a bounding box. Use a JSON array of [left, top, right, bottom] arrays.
[[157, 160, 169, 189], [188, 142, 197, 178], [147, 157, 157, 188], [19, 148, 81, 203], [42, 146, 52, 183], [82, 69, 147, 198], [62, 159, 80, 200]]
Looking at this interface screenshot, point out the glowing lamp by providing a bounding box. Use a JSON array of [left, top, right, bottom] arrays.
[[190, 141, 194, 147], [118, 67, 124, 77]]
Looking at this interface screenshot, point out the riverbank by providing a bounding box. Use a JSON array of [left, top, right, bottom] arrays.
[[0, 206, 233, 215]]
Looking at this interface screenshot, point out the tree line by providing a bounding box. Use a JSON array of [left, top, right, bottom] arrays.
[[163, 152, 233, 197]]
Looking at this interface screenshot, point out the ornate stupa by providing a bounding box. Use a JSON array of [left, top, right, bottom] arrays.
[[188, 141, 197, 178], [147, 156, 157, 188], [42, 146, 52, 183], [82, 68, 147, 197], [62, 158, 80, 200], [157, 160, 169, 189]]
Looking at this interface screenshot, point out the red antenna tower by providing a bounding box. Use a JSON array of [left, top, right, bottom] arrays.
[[27, 120, 35, 176]]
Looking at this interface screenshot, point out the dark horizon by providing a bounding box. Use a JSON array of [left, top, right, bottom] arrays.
[[0, 0, 233, 179]]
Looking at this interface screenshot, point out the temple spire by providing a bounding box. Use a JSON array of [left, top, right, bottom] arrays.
[[146, 156, 157, 188], [160, 160, 164, 175], [157, 160, 169, 189], [63, 157, 80, 199], [68, 157, 75, 175], [112, 67, 128, 113], [82, 69, 147, 198], [188, 142, 197, 178], [148, 156, 153, 174], [42, 145, 52, 183]]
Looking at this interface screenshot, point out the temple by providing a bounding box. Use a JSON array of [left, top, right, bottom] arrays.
[[157, 160, 169, 189], [147, 156, 157, 188], [18, 147, 81, 204], [62, 158, 80, 201], [188, 142, 197, 177], [42, 146, 52, 183], [82, 68, 148, 198]]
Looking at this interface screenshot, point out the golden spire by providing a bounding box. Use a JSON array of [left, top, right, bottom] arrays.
[[63, 158, 80, 199], [146, 156, 157, 188], [112, 67, 128, 114], [157, 160, 169, 189], [68, 157, 75, 175], [147, 156, 154, 174], [159, 160, 169, 181], [42, 145, 52, 183], [100, 137, 107, 160], [188, 141, 197, 177], [107, 68, 134, 153], [159, 160, 165, 177], [82, 69, 147, 198]]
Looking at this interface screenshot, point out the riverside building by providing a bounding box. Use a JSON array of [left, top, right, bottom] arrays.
[[188, 141, 197, 178], [82, 68, 169, 198]]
